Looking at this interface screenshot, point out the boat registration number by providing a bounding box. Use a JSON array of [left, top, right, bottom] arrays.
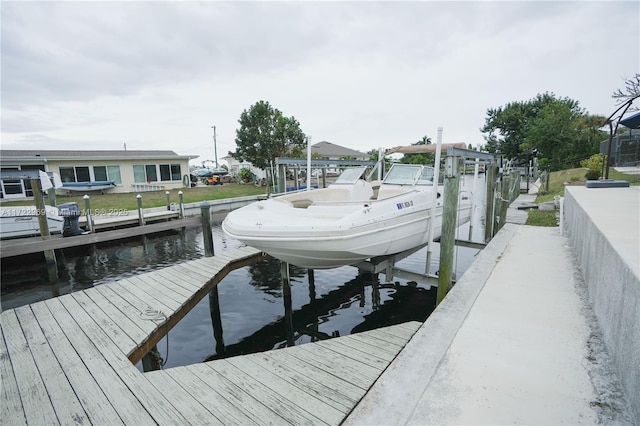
[[396, 200, 414, 210]]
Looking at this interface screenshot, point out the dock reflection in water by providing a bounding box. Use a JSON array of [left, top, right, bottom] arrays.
[[1, 176, 486, 369]]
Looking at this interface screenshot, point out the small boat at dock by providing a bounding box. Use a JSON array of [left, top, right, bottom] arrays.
[[0, 205, 64, 239], [223, 164, 473, 269]]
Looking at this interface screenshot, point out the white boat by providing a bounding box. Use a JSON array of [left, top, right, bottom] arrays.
[[0, 205, 64, 239], [222, 164, 473, 269]]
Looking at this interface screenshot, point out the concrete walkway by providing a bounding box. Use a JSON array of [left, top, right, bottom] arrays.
[[346, 221, 632, 424]]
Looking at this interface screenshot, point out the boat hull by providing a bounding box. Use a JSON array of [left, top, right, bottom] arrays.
[[223, 192, 472, 269], [0, 206, 64, 239]]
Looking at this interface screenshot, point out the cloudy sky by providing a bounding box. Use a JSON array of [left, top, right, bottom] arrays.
[[2, 1, 638, 167]]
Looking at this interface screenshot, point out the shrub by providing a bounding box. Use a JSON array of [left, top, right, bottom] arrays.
[[585, 169, 601, 180], [238, 167, 254, 181]]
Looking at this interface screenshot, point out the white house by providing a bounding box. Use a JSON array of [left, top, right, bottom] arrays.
[[0, 149, 197, 199]]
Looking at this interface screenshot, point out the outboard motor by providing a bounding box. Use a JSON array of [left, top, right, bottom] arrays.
[[58, 202, 84, 237]]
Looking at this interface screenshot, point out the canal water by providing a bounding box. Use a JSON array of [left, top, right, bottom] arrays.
[[1, 174, 487, 370]]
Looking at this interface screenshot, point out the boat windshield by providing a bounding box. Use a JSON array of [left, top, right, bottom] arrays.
[[417, 166, 435, 185], [333, 167, 367, 184], [382, 165, 422, 185]]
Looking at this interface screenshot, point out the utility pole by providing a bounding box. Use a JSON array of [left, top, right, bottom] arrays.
[[211, 125, 218, 168]]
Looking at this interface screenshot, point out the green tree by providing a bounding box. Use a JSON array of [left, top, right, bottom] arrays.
[[230, 100, 307, 170], [482, 93, 605, 170]]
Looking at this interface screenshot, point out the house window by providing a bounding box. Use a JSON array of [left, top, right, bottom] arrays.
[[92, 165, 122, 184], [59, 166, 90, 182], [159, 164, 182, 181], [134, 164, 182, 183], [133, 165, 147, 183], [107, 166, 122, 184], [94, 166, 108, 181], [59, 165, 121, 184]]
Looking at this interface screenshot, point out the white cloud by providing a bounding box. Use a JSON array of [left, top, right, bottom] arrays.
[[1, 1, 638, 164]]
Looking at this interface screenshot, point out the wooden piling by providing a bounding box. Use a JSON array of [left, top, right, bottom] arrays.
[[201, 202, 214, 257], [281, 262, 295, 346], [136, 194, 145, 226], [209, 286, 225, 356], [165, 191, 171, 211], [83, 194, 94, 233], [178, 191, 185, 219], [437, 156, 461, 305], [497, 174, 511, 231], [484, 163, 497, 242], [31, 179, 57, 282]]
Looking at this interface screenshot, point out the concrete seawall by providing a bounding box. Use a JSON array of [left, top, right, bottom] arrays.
[[564, 186, 640, 423]]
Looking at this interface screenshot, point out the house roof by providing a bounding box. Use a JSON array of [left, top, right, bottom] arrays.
[[0, 149, 198, 162], [311, 141, 369, 159]]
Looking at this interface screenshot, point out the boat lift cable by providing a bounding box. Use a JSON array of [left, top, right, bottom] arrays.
[[139, 308, 169, 367]]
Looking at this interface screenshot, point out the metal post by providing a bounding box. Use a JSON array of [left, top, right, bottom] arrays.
[[201, 202, 214, 257], [165, 190, 171, 211], [437, 156, 461, 305], [83, 194, 94, 233], [178, 190, 185, 219], [137, 194, 145, 226]]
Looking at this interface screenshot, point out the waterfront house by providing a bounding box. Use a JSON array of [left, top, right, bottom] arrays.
[[0, 149, 197, 200]]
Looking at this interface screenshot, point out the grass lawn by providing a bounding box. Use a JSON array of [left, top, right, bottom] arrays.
[[0, 183, 267, 211], [525, 167, 639, 227]]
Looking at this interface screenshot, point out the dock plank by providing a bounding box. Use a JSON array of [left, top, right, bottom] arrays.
[[52, 296, 190, 424], [125, 275, 185, 309], [320, 336, 396, 365], [109, 278, 177, 315], [265, 349, 364, 403], [170, 362, 288, 426], [344, 332, 402, 357], [240, 351, 354, 414], [0, 324, 27, 425], [29, 302, 125, 425], [44, 297, 158, 425], [143, 368, 225, 425], [13, 306, 90, 426], [134, 270, 194, 300], [1, 310, 59, 424], [208, 358, 328, 425], [164, 366, 259, 426], [84, 285, 152, 344], [69, 290, 138, 355]]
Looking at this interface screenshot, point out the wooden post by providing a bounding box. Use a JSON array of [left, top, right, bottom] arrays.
[[165, 190, 171, 211], [136, 194, 145, 226], [497, 174, 511, 231], [437, 156, 461, 305], [484, 163, 497, 242], [278, 164, 287, 193], [178, 190, 185, 219], [209, 286, 225, 357], [201, 202, 214, 257], [31, 179, 57, 282], [141, 345, 163, 372], [281, 262, 295, 346], [83, 195, 94, 233], [47, 188, 57, 207]]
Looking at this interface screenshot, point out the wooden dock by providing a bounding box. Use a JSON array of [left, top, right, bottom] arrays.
[[0, 217, 201, 259], [1, 246, 421, 425]]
